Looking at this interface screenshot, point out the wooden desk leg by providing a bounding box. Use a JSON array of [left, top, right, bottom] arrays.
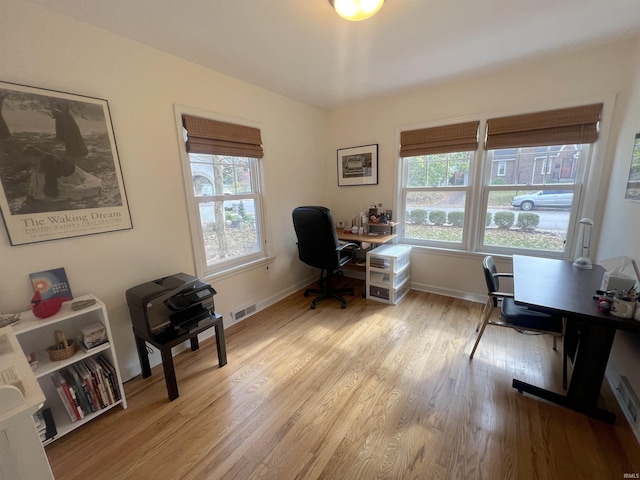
[[215, 322, 228, 367], [134, 333, 152, 378], [190, 335, 200, 351], [160, 345, 179, 401]]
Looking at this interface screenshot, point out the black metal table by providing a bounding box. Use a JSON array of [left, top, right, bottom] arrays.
[[133, 313, 227, 401], [511, 255, 639, 423]]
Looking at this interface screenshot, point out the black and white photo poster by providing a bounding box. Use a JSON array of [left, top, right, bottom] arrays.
[[0, 81, 132, 245]]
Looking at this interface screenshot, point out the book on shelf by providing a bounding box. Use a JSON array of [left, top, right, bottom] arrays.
[[67, 364, 96, 414], [97, 354, 121, 402], [76, 361, 101, 412], [59, 370, 85, 420], [51, 371, 80, 422], [85, 357, 110, 407], [33, 407, 57, 442], [29, 267, 73, 302]]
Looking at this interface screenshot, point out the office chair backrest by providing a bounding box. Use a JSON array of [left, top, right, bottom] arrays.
[[482, 256, 500, 307], [292, 206, 341, 270]]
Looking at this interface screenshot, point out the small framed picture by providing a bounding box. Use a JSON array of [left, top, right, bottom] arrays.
[[337, 144, 378, 186]]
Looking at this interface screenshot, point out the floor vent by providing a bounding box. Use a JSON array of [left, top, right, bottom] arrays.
[[232, 304, 257, 322], [618, 376, 639, 423]]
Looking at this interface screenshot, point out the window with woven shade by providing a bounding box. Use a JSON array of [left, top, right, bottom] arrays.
[[479, 104, 602, 257], [177, 110, 268, 277], [397, 103, 605, 259], [399, 121, 480, 248]]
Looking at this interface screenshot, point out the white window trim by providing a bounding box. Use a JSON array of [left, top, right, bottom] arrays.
[[394, 95, 615, 261], [173, 105, 273, 279], [497, 161, 506, 176]]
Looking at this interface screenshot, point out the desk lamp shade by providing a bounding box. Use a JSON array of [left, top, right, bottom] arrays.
[[573, 218, 593, 270]]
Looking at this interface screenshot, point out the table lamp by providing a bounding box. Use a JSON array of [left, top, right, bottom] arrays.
[[573, 218, 593, 269]]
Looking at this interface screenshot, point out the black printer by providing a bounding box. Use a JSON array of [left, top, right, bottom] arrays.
[[126, 273, 217, 336]]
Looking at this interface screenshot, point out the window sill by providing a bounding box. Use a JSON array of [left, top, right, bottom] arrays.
[[200, 255, 276, 283]]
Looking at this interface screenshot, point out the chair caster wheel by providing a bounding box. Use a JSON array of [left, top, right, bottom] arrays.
[[341, 304, 346, 309], [304, 292, 309, 297], [310, 304, 316, 309]]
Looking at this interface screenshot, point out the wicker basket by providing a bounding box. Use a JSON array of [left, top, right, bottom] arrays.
[[47, 330, 77, 361]]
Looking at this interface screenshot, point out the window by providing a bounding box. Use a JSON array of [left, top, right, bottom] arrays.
[[399, 121, 479, 248], [398, 103, 603, 258], [177, 111, 268, 277]]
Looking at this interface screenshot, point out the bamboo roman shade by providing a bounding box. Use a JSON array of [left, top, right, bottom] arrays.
[[182, 114, 264, 158], [400, 121, 480, 157], [485, 103, 603, 149]]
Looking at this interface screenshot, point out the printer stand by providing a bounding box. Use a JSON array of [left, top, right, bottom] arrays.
[[133, 313, 227, 401]]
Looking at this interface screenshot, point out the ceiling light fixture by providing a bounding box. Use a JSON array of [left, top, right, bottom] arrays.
[[329, 0, 384, 21]]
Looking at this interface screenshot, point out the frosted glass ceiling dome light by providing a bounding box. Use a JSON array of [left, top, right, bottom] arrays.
[[573, 218, 594, 270], [329, 0, 384, 21]]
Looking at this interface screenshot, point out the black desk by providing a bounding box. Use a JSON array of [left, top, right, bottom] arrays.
[[133, 313, 227, 401], [511, 255, 639, 423]]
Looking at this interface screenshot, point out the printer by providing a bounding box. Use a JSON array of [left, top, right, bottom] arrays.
[[126, 273, 217, 336]]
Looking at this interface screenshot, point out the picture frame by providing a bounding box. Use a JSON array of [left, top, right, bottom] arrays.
[[624, 132, 640, 201], [0, 81, 132, 245], [337, 144, 378, 186]]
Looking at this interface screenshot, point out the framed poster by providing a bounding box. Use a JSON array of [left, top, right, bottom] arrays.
[[0, 81, 132, 245], [337, 144, 378, 186], [625, 132, 640, 201]]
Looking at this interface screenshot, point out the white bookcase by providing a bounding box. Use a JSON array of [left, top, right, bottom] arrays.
[[11, 294, 127, 444], [366, 244, 411, 305]]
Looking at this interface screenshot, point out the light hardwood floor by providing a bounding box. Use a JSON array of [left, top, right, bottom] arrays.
[[46, 278, 640, 479]]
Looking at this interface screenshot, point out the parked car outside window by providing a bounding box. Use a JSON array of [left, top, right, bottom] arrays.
[[511, 190, 573, 210]]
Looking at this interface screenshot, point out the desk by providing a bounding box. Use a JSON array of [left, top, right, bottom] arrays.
[[133, 313, 227, 401], [511, 255, 640, 423], [336, 229, 397, 246]]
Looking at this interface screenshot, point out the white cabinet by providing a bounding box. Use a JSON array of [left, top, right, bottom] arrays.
[[366, 244, 411, 305], [0, 326, 54, 479], [11, 294, 126, 445]]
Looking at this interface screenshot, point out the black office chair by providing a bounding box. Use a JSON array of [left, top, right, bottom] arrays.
[[470, 256, 567, 387], [292, 206, 358, 309]]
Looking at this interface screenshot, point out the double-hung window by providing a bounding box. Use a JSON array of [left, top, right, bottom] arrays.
[[178, 111, 267, 278], [398, 103, 603, 258], [479, 104, 602, 257], [399, 121, 479, 248]]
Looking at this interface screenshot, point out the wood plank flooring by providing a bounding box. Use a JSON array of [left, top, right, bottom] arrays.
[[45, 278, 640, 479]]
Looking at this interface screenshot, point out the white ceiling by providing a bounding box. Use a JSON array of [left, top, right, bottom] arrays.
[[26, 0, 640, 110]]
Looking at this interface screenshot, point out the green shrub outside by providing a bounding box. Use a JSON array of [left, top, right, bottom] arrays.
[[429, 210, 447, 226], [448, 211, 464, 227], [408, 209, 428, 224], [517, 212, 540, 231], [494, 211, 515, 230]]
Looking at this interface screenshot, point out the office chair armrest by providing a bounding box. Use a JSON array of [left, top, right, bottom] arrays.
[[337, 242, 358, 252]]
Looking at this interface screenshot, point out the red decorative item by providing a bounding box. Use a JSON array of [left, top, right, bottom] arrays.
[[31, 290, 68, 319]]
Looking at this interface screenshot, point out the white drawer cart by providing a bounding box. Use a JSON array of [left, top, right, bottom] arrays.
[[366, 244, 411, 305], [11, 294, 127, 445]]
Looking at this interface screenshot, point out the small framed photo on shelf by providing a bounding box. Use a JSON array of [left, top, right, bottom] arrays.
[[337, 144, 378, 186]]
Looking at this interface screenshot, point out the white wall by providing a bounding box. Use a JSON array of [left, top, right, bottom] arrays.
[[327, 38, 639, 299], [0, 1, 327, 379], [598, 38, 640, 435]]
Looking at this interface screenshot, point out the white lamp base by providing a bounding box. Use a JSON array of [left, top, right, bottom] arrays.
[[573, 257, 593, 269]]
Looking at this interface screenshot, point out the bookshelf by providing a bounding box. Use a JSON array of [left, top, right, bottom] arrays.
[[11, 294, 127, 444]]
